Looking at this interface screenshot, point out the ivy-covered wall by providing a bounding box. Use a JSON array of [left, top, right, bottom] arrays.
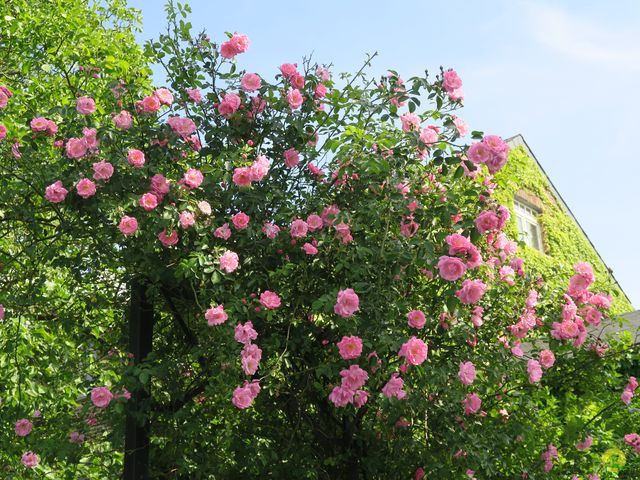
[[493, 138, 633, 315]]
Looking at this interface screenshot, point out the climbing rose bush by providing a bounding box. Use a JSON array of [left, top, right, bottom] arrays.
[[0, 2, 638, 478]]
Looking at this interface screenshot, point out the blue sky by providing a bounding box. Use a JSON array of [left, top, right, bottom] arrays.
[[128, 0, 640, 308]]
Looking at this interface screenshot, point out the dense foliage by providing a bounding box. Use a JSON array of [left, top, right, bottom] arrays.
[[0, 1, 638, 478]]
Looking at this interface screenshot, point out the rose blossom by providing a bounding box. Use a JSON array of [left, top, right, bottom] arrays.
[[21, 451, 39, 468], [220, 32, 250, 59], [302, 242, 318, 255], [154, 87, 174, 105], [232, 381, 260, 409], [15, 419, 33, 437], [328, 385, 354, 407], [455, 279, 487, 304], [382, 373, 406, 399], [539, 350, 556, 369], [475, 210, 499, 234], [340, 364, 369, 390], [233, 166, 253, 187], [198, 201, 212, 216], [283, 148, 300, 168], [186, 88, 202, 103], [576, 436, 593, 451], [286, 89, 304, 110], [45, 181, 68, 203], [218, 92, 241, 116], [307, 214, 323, 231], [214, 223, 232, 240], [442, 69, 462, 92], [234, 321, 258, 344], [337, 336, 363, 360], [241, 343, 262, 375], [150, 174, 170, 195], [262, 222, 280, 239], [92, 161, 114, 181], [527, 359, 543, 383], [437, 256, 467, 281], [259, 291, 281, 309], [66, 137, 88, 159], [279, 63, 298, 78], [407, 310, 426, 329], [76, 178, 96, 198], [113, 110, 133, 129], [91, 386, 113, 408], [205, 305, 228, 326], [231, 212, 250, 230], [118, 216, 138, 236], [290, 219, 308, 238], [76, 96, 96, 114], [127, 149, 146, 168], [334, 288, 359, 317], [458, 361, 476, 385], [400, 113, 421, 132], [179, 211, 195, 229], [241, 73, 262, 92], [219, 250, 239, 273], [140, 94, 161, 113], [139, 192, 158, 211], [158, 229, 179, 247], [167, 116, 197, 138], [398, 337, 428, 366], [0, 124, 7, 140], [69, 431, 85, 444], [183, 168, 204, 188], [462, 393, 481, 415]]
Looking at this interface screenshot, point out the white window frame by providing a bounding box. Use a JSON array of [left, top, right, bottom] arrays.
[[514, 199, 544, 252]]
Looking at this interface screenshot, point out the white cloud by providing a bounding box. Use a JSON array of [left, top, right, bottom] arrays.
[[526, 3, 640, 71]]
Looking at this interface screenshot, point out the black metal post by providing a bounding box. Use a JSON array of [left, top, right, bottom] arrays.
[[124, 280, 154, 480]]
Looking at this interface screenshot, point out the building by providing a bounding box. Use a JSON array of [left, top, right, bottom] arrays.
[[493, 134, 634, 320]]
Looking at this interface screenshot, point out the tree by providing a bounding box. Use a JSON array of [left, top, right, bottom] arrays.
[[1, 1, 638, 478]]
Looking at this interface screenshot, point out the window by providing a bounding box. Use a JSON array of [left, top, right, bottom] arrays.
[[514, 200, 543, 251]]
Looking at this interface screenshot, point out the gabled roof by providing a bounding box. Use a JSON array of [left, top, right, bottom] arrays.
[[505, 134, 632, 308]]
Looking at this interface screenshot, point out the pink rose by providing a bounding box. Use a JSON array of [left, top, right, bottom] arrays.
[[334, 288, 359, 317], [15, 419, 33, 437], [140, 94, 161, 113], [260, 290, 281, 309], [458, 361, 476, 385], [290, 219, 308, 238], [214, 223, 232, 240], [283, 148, 300, 168], [234, 321, 258, 344], [241, 73, 262, 92], [218, 92, 241, 116], [0, 123, 7, 140], [186, 88, 202, 103], [306, 214, 323, 231], [382, 373, 406, 399], [158, 229, 179, 247], [113, 110, 133, 129], [576, 436, 593, 451], [118, 216, 138, 236], [198, 201, 212, 216], [250, 155, 270, 181], [127, 149, 146, 168], [398, 336, 428, 366], [91, 386, 113, 408], [442, 69, 462, 93], [407, 310, 426, 329], [167, 116, 197, 138], [179, 211, 195, 229], [92, 161, 114, 181], [219, 250, 239, 273], [183, 168, 204, 188], [241, 343, 262, 375], [286, 89, 304, 110], [328, 385, 354, 407], [0, 91, 8, 109], [45, 181, 68, 203], [452, 116, 469, 136], [76, 96, 96, 114], [455, 279, 487, 305], [262, 222, 280, 239], [337, 335, 363, 360], [220, 32, 250, 59], [154, 87, 174, 105], [462, 393, 481, 415], [232, 212, 250, 230], [419, 127, 438, 144], [232, 381, 260, 409], [279, 63, 298, 79], [150, 174, 170, 195], [21, 451, 39, 468], [205, 305, 228, 326], [302, 242, 318, 255], [400, 113, 421, 132], [475, 210, 499, 234], [538, 349, 555, 369], [527, 359, 543, 383], [315, 83, 327, 98], [437, 256, 467, 281], [76, 178, 96, 199], [353, 389, 369, 408], [233, 166, 253, 187], [340, 364, 369, 390], [139, 192, 158, 211], [69, 431, 85, 444], [66, 137, 88, 159]]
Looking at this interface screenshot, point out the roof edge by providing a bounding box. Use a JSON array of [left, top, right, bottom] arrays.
[[505, 134, 633, 308]]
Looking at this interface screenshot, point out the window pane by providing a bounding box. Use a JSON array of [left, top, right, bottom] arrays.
[[529, 222, 540, 250]]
